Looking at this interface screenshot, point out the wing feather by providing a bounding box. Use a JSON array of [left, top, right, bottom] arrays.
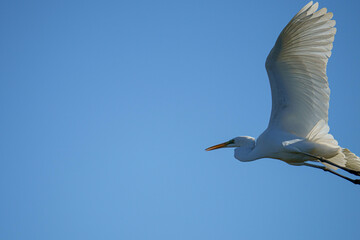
[[265, 1, 336, 138]]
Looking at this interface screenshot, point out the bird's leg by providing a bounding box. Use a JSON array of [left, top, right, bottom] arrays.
[[301, 152, 360, 176], [303, 163, 360, 185]]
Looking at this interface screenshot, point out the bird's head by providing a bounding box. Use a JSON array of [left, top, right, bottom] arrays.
[[205, 136, 255, 151]]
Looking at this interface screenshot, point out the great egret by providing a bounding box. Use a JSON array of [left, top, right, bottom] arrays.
[[206, 1, 360, 184]]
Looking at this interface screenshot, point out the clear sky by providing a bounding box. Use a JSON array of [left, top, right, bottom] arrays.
[[1, 0, 360, 239]]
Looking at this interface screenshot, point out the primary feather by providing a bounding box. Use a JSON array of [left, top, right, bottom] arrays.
[[265, 1, 335, 138]]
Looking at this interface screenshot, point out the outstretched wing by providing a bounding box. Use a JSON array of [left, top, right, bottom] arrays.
[[265, 1, 336, 138]]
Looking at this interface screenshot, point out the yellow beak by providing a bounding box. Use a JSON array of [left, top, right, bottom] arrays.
[[205, 141, 230, 151]]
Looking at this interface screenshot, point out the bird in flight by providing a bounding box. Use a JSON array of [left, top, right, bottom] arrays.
[[206, 1, 360, 184]]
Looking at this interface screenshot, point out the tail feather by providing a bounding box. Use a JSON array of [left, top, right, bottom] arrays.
[[324, 148, 360, 172], [306, 120, 360, 173], [343, 148, 360, 172]]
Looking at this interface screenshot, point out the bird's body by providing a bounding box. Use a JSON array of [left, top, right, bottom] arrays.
[[238, 127, 338, 164], [206, 1, 360, 184]]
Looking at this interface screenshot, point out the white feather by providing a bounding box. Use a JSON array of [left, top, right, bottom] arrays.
[[265, 1, 335, 140], [207, 2, 360, 181]]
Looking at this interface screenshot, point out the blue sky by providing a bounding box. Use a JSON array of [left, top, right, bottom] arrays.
[[1, 0, 360, 239]]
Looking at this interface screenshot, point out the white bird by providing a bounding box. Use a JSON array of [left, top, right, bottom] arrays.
[[206, 1, 360, 184]]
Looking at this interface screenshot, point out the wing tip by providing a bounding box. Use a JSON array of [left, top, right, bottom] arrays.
[[295, 1, 314, 17]]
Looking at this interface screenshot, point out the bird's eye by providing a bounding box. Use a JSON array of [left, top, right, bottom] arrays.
[[228, 139, 235, 144]]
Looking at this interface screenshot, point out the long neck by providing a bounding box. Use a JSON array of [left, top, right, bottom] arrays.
[[234, 142, 262, 162]]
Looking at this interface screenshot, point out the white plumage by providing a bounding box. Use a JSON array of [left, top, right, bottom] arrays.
[[206, 2, 360, 184], [266, 1, 334, 138]]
